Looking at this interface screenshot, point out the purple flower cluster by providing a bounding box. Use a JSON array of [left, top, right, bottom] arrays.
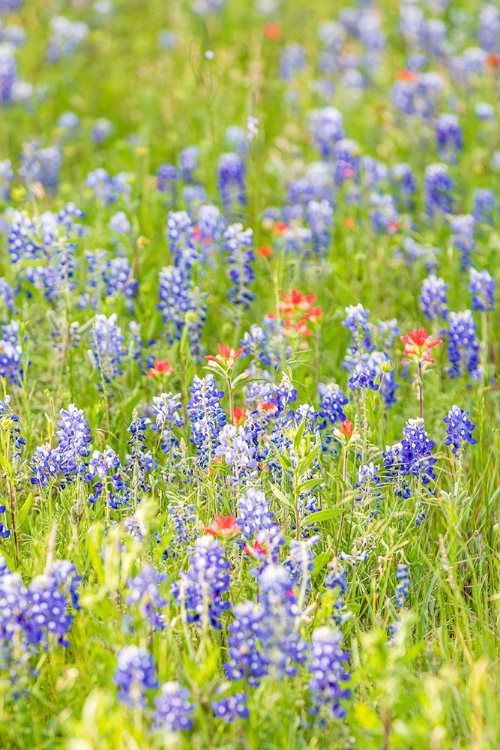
[[443, 405, 477, 456]]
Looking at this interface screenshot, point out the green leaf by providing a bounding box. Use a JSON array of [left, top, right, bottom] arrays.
[[18, 493, 33, 528], [303, 508, 343, 526], [297, 477, 322, 495], [270, 484, 294, 509], [312, 552, 330, 574], [297, 444, 321, 476], [292, 416, 306, 454]]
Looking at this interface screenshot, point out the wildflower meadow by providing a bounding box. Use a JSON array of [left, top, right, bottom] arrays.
[[0, 0, 499, 747]]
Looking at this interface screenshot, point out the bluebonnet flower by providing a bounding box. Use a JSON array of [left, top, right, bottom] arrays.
[[369, 192, 399, 233], [173, 535, 230, 627], [280, 43, 307, 82], [354, 463, 383, 508], [166, 500, 197, 554], [151, 392, 184, 454], [475, 102, 494, 121], [324, 562, 349, 625], [390, 163, 416, 204], [182, 185, 207, 213], [334, 139, 361, 185], [0, 159, 12, 200], [156, 164, 178, 204], [394, 564, 410, 609], [46, 16, 88, 62], [224, 223, 254, 307], [91, 118, 112, 144], [215, 424, 257, 482], [124, 412, 157, 502], [167, 211, 199, 275], [0, 320, 22, 385], [0, 394, 25, 459], [153, 682, 194, 732], [179, 146, 199, 182], [342, 304, 374, 369], [102, 256, 138, 308], [30, 445, 61, 487], [225, 125, 246, 156], [236, 488, 275, 541], [197, 204, 225, 255], [50, 560, 81, 611], [384, 418, 436, 497], [0, 506, 9, 539], [420, 275, 448, 320], [348, 363, 379, 391], [91, 313, 126, 384], [479, 4, 500, 51], [109, 211, 131, 235], [436, 114, 463, 161], [19, 142, 61, 195], [218, 153, 246, 213], [446, 310, 481, 380], [57, 111, 80, 137], [450, 214, 475, 270], [114, 646, 158, 707], [308, 107, 344, 157], [469, 268, 495, 312], [285, 536, 318, 588], [443, 405, 477, 456], [158, 266, 192, 342], [85, 447, 123, 506], [25, 565, 78, 648], [188, 374, 226, 466], [126, 565, 166, 631], [225, 601, 269, 685], [0, 569, 30, 672], [306, 200, 333, 256], [473, 189, 496, 224], [317, 383, 348, 428], [362, 157, 388, 190], [85, 168, 130, 206], [0, 42, 17, 103], [308, 626, 350, 722], [213, 692, 249, 722], [424, 163, 454, 216], [56, 404, 92, 480]]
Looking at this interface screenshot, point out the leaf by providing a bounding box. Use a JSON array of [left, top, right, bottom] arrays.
[[18, 493, 33, 527], [297, 444, 321, 476], [312, 552, 330, 575], [303, 508, 343, 526], [297, 477, 322, 495], [353, 703, 382, 732], [270, 484, 294, 509], [293, 416, 306, 454]]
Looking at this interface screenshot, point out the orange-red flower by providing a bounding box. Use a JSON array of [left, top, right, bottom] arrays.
[[401, 327, 442, 365], [233, 406, 248, 425], [273, 221, 288, 234], [268, 288, 322, 339], [264, 22, 281, 40], [340, 419, 354, 437], [244, 540, 268, 557], [397, 69, 418, 82], [487, 54, 500, 68], [147, 358, 174, 377], [205, 343, 245, 366], [205, 515, 241, 540], [258, 245, 273, 258]]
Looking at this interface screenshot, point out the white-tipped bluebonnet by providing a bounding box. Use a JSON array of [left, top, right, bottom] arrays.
[[85, 446, 122, 505], [369, 192, 399, 234], [348, 363, 379, 391], [334, 138, 361, 185], [125, 412, 157, 502], [158, 265, 192, 342], [420, 275, 448, 320], [179, 146, 199, 183], [0, 43, 18, 103], [362, 157, 388, 190], [182, 185, 207, 213], [469, 268, 495, 312], [0, 320, 22, 385], [46, 16, 88, 62], [236, 488, 275, 540], [85, 168, 131, 206], [280, 43, 306, 82], [308, 107, 344, 157], [30, 444, 61, 487], [91, 313, 126, 384], [56, 404, 92, 480], [306, 200, 333, 256], [479, 4, 500, 51], [390, 163, 416, 204], [324, 562, 349, 625], [475, 102, 494, 121], [126, 565, 167, 631], [57, 111, 80, 136], [167, 210, 199, 275], [212, 692, 249, 722], [436, 114, 463, 161], [25, 565, 78, 648], [91, 118, 112, 144], [114, 646, 158, 707], [197, 204, 225, 253], [394, 564, 410, 609], [151, 392, 184, 454], [156, 164, 178, 204], [355, 463, 383, 509], [424, 163, 454, 216], [188, 374, 226, 466], [153, 682, 194, 732], [384, 418, 436, 497], [446, 310, 481, 380], [215, 424, 257, 482], [109, 211, 132, 236], [19, 142, 61, 195], [444, 405, 477, 456], [224, 223, 254, 307], [0, 395, 25, 460], [449, 214, 475, 270], [318, 383, 348, 431], [0, 158, 12, 200], [225, 601, 269, 686], [218, 153, 246, 213], [172, 535, 230, 627], [473, 188, 496, 224], [307, 626, 350, 722]]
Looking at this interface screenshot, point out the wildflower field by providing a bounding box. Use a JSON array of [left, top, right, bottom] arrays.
[[0, 0, 499, 747]]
